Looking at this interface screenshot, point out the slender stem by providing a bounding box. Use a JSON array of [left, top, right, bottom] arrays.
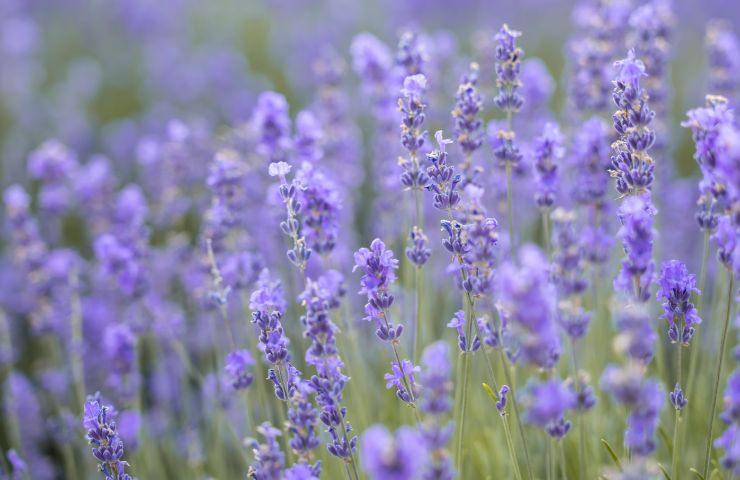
[[381, 308, 422, 423], [686, 230, 711, 396], [559, 441, 567, 479], [414, 266, 423, 364], [501, 350, 534, 480], [505, 161, 515, 252], [542, 210, 551, 258], [502, 415, 524, 480], [69, 270, 86, 410], [570, 338, 586, 480], [456, 349, 472, 474], [703, 271, 735, 478], [672, 340, 683, 480]]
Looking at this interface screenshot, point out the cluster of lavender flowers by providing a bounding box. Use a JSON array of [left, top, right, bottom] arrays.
[[2, 3, 740, 480]]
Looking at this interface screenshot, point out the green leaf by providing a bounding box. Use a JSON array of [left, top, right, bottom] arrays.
[[689, 467, 706, 480], [657, 463, 672, 480], [708, 468, 722, 480], [482, 383, 497, 402], [600, 438, 622, 472], [659, 425, 672, 457]]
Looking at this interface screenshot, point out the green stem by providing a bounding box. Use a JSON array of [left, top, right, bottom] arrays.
[[505, 160, 515, 252], [502, 415, 524, 480], [501, 350, 534, 480], [672, 341, 683, 480], [542, 210, 551, 258], [686, 230, 711, 397], [559, 441, 567, 480], [414, 266, 423, 364], [70, 270, 85, 410], [703, 271, 735, 478], [570, 338, 586, 480], [456, 350, 472, 474]]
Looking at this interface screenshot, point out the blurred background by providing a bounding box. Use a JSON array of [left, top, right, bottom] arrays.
[[1, 0, 738, 187]]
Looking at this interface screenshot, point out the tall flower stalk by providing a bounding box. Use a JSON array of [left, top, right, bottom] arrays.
[[398, 73, 430, 363], [492, 24, 525, 250]]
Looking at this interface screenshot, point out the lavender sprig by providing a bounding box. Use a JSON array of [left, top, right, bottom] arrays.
[[82, 395, 133, 480]]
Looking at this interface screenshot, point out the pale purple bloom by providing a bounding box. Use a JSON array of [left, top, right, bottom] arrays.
[[614, 195, 656, 302], [361, 425, 427, 480], [532, 122, 564, 209], [522, 379, 576, 439], [656, 260, 702, 344], [248, 422, 285, 480], [610, 49, 656, 197], [497, 245, 560, 369], [82, 394, 133, 480], [224, 349, 255, 390], [446, 310, 480, 353], [252, 91, 291, 163]]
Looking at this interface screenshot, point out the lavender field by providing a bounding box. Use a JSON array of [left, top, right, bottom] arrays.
[[1, 0, 739, 479]]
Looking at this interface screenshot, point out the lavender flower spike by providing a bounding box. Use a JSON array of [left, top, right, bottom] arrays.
[[82, 394, 133, 480], [609, 49, 656, 197], [656, 260, 702, 345], [532, 122, 564, 210], [361, 425, 427, 480]]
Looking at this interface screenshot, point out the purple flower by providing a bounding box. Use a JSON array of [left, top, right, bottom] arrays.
[[706, 20, 740, 104], [567, 0, 632, 114], [405, 227, 431, 267], [248, 422, 285, 480], [271, 162, 312, 269], [284, 462, 321, 480], [496, 385, 510, 414], [493, 24, 524, 113], [670, 383, 688, 411], [615, 305, 658, 364], [420, 341, 453, 416], [299, 274, 355, 462], [398, 73, 429, 191], [446, 310, 480, 353], [361, 425, 427, 480], [532, 122, 564, 209], [569, 117, 611, 207], [656, 260, 702, 345], [82, 394, 133, 480], [601, 366, 664, 456], [715, 424, 740, 476], [713, 215, 739, 272], [614, 195, 656, 302], [610, 50, 656, 197], [497, 245, 560, 369], [294, 110, 324, 164], [224, 349, 255, 390], [286, 381, 320, 467], [452, 62, 484, 158], [295, 162, 342, 255], [682, 96, 734, 231], [249, 270, 293, 400], [396, 30, 427, 76], [384, 360, 420, 404], [522, 379, 576, 439], [353, 239, 402, 341], [426, 131, 461, 211], [252, 91, 291, 163]]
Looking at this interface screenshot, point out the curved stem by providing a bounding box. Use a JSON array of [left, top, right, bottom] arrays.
[[702, 271, 735, 478]]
